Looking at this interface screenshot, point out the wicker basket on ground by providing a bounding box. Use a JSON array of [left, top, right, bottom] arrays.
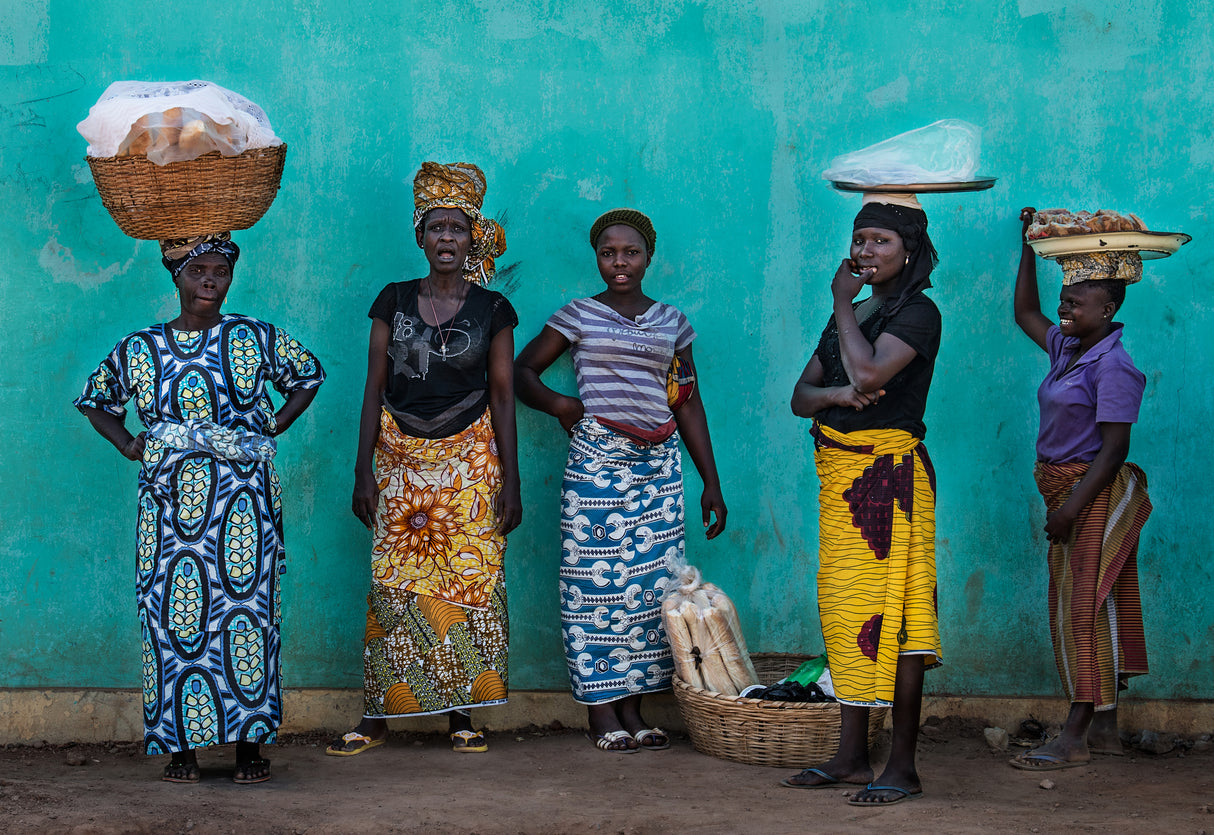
[[673, 652, 887, 768], [86, 145, 287, 239]]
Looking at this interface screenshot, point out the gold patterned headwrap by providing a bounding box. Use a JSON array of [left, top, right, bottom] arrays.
[[1057, 251, 1143, 286], [412, 161, 507, 285]]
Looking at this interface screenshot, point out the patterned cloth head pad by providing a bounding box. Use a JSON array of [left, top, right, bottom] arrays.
[[1058, 251, 1143, 285]]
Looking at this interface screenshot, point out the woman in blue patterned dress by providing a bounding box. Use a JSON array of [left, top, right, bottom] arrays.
[[74, 233, 325, 784], [515, 209, 726, 752]]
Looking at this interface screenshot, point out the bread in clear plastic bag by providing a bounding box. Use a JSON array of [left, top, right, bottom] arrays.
[[662, 596, 704, 689], [78, 80, 282, 164], [661, 555, 759, 695], [822, 119, 982, 186]]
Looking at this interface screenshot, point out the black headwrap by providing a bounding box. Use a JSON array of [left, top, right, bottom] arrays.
[[160, 232, 240, 279], [853, 202, 938, 317]]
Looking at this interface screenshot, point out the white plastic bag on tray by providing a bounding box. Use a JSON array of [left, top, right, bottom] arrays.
[[77, 80, 282, 164], [822, 119, 981, 186]]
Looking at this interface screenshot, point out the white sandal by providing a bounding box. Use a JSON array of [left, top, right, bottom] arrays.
[[587, 729, 639, 753], [632, 727, 670, 750]]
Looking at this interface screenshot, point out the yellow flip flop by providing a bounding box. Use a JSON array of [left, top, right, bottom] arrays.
[[325, 731, 386, 757], [450, 730, 488, 753]]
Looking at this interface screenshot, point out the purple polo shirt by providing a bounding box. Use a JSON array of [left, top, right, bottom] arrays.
[[1036, 324, 1145, 463]]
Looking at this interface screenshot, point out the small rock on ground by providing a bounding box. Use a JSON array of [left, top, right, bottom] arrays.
[[1136, 730, 1177, 755], [984, 727, 1009, 751]]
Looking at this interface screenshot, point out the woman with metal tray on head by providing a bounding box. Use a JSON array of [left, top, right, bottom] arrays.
[[787, 191, 944, 807], [1008, 206, 1165, 771]]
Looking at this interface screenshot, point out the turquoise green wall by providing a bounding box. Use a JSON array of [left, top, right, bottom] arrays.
[[3, 2, 1210, 702]]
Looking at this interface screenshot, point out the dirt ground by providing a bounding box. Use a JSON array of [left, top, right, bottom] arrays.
[[2, 717, 1212, 835]]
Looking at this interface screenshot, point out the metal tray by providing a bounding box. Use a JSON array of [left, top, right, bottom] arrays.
[[830, 178, 997, 194], [1029, 230, 1191, 260]]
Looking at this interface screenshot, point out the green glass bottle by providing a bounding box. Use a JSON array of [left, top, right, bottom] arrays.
[[783, 654, 827, 686]]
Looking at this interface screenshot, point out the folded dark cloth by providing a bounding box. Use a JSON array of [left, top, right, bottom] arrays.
[[747, 681, 835, 703]]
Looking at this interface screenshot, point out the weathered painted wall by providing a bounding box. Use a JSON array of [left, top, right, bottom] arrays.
[[2, 1, 1210, 704]]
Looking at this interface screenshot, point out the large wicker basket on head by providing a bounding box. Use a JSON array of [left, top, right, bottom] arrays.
[[673, 653, 887, 768], [86, 145, 287, 240]]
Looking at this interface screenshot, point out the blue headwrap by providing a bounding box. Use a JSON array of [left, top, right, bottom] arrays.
[[160, 232, 240, 278]]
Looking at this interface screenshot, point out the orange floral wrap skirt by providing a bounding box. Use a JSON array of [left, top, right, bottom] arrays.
[[362, 408, 508, 717]]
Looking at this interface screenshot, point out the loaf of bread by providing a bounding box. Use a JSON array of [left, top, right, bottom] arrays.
[[114, 107, 241, 161], [703, 604, 759, 692], [684, 602, 738, 695], [1026, 208, 1147, 240], [706, 589, 760, 687], [662, 561, 758, 696], [662, 597, 703, 689]]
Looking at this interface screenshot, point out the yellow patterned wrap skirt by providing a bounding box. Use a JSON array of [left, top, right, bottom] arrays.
[[813, 423, 941, 707], [362, 576, 508, 718]]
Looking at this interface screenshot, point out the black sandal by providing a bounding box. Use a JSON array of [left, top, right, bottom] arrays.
[[232, 757, 271, 784], [162, 760, 200, 784]]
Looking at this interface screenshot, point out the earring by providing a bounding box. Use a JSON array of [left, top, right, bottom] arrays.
[[904, 255, 910, 266]]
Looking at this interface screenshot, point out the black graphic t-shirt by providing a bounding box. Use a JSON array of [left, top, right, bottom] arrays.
[[369, 280, 517, 438]]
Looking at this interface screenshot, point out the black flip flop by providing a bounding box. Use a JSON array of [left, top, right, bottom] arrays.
[[161, 761, 200, 784], [847, 784, 924, 807]]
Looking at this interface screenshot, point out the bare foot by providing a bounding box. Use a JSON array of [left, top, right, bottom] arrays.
[[780, 759, 872, 788], [1010, 735, 1090, 770], [1088, 711, 1124, 755]]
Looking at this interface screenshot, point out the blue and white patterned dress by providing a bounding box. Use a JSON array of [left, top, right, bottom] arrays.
[[75, 314, 324, 754]]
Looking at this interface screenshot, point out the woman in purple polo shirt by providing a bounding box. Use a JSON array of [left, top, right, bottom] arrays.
[[1010, 206, 1153, 771]]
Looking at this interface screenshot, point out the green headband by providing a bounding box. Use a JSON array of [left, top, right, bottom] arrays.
[[589, 208, 656, 255]]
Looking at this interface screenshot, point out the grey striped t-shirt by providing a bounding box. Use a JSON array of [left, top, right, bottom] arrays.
[[547, 298, 695, 431]]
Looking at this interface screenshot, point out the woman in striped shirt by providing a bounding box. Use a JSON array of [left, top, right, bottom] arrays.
[[516, 208, 727, 753]]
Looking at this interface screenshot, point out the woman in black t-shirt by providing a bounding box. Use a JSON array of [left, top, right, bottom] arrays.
[[327, 162, 520, 757], [786, 199, 943, 807]]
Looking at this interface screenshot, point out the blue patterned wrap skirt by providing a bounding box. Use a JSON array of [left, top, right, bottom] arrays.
[[135, 431, 285, 755], [559, 418, 684, 704]]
